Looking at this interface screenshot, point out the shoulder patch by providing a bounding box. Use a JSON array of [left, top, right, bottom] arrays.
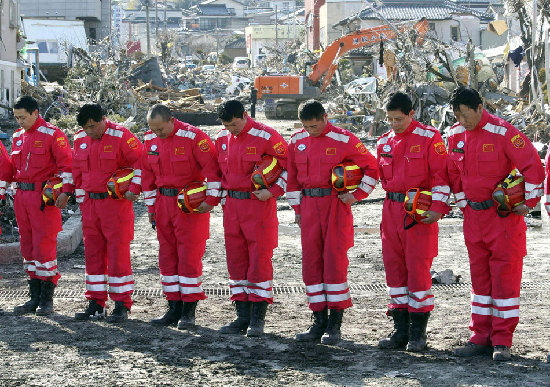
[[356, 142, 367, 154], [127, 137, 138, 149], [511, 134, 525, 149], [434, 141, 446, 155], [273, 141, 286, 155], [198, 138, 210, 152], [57, 137, 67, 148]]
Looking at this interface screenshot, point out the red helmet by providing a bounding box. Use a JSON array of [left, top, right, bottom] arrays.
[[107, 168, 134, 199], [404, 188, 432, 223], [492, 169, 525, 217], [251, 154, 283, 190], [42, 176, 63, 206], [178, 181, 207, 213], [331, 161, 363, 192]]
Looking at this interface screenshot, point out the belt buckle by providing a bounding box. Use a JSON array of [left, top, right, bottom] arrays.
[[311, 188, 322, 197]]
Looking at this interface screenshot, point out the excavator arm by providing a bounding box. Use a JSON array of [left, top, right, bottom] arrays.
[[309, 18, 429, 91]]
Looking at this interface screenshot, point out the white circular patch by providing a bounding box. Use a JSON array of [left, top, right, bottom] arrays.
[[151, 144, 157, 151], [297, 144, 306, 151], [80, 143, 87, 149], [383, 144, 391, 152], [457, 141, 464, 149], [16, 140, 22, 146], [221, 143, 227, 151]]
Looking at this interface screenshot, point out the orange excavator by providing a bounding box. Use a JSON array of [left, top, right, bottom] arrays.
[[254, 18, 429, 119]]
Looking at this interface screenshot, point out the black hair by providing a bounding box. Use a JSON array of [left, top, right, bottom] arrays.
[[217, 100, 245, 122], [147, 104, 173, 122], [13, 96, 39, 114], [385, 92, 412, 115], [450, 86, 483, 110], [77, 103, 105, 126], [298, 100, 326, 121]]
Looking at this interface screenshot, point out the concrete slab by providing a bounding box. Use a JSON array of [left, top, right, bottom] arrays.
[[0, 213, 83, 265]]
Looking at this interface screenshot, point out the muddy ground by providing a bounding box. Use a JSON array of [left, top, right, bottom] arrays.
[[1, 113, 550, 386]]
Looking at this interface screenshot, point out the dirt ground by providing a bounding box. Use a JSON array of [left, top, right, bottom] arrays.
[[1, 113, 550, 386]]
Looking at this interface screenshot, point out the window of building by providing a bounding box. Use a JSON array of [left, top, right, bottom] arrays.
[[49, 42, 59, 54], [37, 41, 49, 53], [451, 25, 460, 41], [9, 0, 18, 28], [429, 22, 436, 31], [36, 41, 60, 54], [89, 28, 97, 42]]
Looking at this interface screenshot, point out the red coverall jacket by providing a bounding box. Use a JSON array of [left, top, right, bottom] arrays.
[[72, 120, 143, 308], [215, 116, 288, 303], [0, 141, 13, 235], [11, 116, 73, 284], [140, 119, 222, 302], [286, 122, 378, 311], [447, 109, 544, 347], [377, 120, 450, 313]]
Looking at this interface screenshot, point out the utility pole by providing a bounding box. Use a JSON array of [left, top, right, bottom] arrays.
[[155, 0, 159, 36], [146, 0, 151, 56], [164, 0, 167, 32], [275, 5, 278, 50]]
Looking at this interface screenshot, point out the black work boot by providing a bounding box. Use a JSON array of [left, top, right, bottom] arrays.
[[321, 309, 344, 345], [295, 309, 328, 342], [247, 301, 268, 337], [35, 281, 55, 316], [75, 300, 106, 320], [178, 301, 198, 329], [107, 301, 129, 323], [378, 309, 410, 349], [220, 301, 251, 334], [13, 279, 42, 315], [151, 300, 183, 326], [406, 312, 430, 352]]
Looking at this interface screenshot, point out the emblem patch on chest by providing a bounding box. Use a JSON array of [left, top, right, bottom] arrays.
[[104, 145, 113, 152], [174, 146, 185, 155], [409, 145, 421, 153], [326, 147, 336, 155], [382, 144, 391, 153], [297, 144, 306, 151], [482, 143, 494, 152], [33, 140, 43, 148], [246, 146, 256, 154]]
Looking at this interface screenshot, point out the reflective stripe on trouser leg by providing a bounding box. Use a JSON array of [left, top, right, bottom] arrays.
[[464, 206, 525, 347], [381, 199, 436, 312], [15, 190, 62, 284], [301, 196, 353, 311], [85, 274, 108, 307], [156, 195, 208, 302], [223, 198, 276, 303]]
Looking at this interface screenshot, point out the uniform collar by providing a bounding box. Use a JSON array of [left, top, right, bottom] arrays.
[[472, 109, 489, 132], [319, 121, 332, 137], [238, 116, 254, 136], [394, 119, 417, 136], [27, 115, 47, 132]]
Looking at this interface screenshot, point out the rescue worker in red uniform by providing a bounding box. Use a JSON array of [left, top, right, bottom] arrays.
[[448, 87, 544, 361], [0, 140, 14, 315], [376, 92, 450, 352], [215, 100, 288, 337], [72, 103, 143, 323], [141, 104, 222, 329], [286, 100, 378, 344], [11, 96, 73, 316]]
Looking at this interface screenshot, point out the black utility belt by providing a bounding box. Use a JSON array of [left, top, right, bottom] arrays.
[[17, 182, 43, 191], [228, 190, 251, 200], [467, 199, 493, 211], [386, 191, 405, 202], [302, 188, 333, 197], [88, 192, 110, 200], [159, 187, 179, 197]]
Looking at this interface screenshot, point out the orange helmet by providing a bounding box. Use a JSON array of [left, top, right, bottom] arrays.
[[492, 169, 525, 217], [178, 181, 207, 213], [331, 161, 363, 192], [404, 188, 432, 227], [107, 168, 134, 199], [42, 176, 63, 206], [251, 154, 283, 190]]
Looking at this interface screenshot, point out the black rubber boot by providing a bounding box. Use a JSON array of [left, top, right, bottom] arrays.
[[321, 309, 344, 345], [13, 279, 42, 315], [35, 281, 55, 316], [406, 312, 430, 352], [177, 301, 198, 329], [246, 301, 268, 337], [219, 301, 251, 334], [107, 301, 129, 323], [295, 309, 328, 342], [378, 309, 410, 349], [151, 300, 183, 326], [75, 300, 106, 320]]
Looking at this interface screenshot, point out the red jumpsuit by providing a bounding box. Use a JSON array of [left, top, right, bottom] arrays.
[[0, 142, 13, 236], [72, 120, 143, 309], [286, 122, 378, 312], [447, 109, 544, 348], [140, 120, 222, 302], [11, 116, 73, 285], [377, 120, 450, 313], [215, 117, 288, 304]]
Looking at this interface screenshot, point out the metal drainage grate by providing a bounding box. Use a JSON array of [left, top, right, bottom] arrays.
[[0, 282, 548, 299]]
